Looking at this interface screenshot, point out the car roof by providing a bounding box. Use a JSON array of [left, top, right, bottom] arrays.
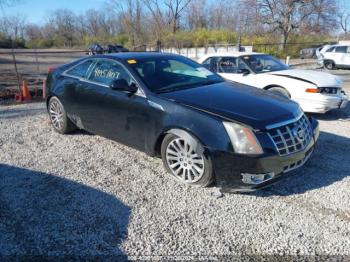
[[105, 52, 181, 60], [199, 52, 262, 61], [327, 44, 350, 48]]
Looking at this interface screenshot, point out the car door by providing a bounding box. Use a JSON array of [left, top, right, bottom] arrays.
[[61, 59, 97, 129], [214, 56, 256, 86], [333, 46, 347, 65], [337, 46, 350, 66], [85, 58, 150, 150], [322, 46, 336, 61]]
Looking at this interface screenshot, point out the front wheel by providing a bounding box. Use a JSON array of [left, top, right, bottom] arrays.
[[161, 133, 213, 187], [48, 97, 76, 134], [268, 87, 291, 99]]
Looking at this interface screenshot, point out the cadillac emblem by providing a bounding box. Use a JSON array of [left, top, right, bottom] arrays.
[[293, 126, 305, 142]]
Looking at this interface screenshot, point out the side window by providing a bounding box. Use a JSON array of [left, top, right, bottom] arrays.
[[326, 47, 335, 52], [335, 46, 347, 53], [217, 57, 238, 73], [89, 60, 132, 86], [202, 58, 212, 69], [237, 58, 250, 71], [66, 60, 94, 78], [202, 57, 217, 72]]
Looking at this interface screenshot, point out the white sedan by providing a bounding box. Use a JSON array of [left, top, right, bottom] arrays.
[[199, 53, 348, 113]]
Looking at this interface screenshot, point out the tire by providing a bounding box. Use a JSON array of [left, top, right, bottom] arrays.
[[324, 60, 335, 70], [268, 87, 291, 99], [161, 133, 213, 187], [48, 97, 76, 134]]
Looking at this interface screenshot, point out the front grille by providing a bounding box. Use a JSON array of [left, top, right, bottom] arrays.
[[267, 114, 313, 156]]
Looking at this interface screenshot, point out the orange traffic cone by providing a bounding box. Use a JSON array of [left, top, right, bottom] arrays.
[[22, 80, 32, 101]]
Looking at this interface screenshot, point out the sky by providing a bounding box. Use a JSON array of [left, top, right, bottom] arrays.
[[3, 0, 350, 25], [2, 0, 106, 24]]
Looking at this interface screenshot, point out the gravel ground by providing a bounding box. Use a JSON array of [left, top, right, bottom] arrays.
[[1, 88, 350, 258]]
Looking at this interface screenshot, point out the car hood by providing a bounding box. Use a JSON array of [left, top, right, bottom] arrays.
[[269, 69, 342, 88], [159, 82, 302, 130]]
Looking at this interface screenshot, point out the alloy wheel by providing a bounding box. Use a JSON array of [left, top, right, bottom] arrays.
[[49, 100, 64, 130], [165, 137, 205, 183]]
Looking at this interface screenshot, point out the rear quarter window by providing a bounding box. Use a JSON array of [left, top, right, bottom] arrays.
[[65, 60, 95, 78], [88, 60, 132, 85], [326, 47, 335, 52]]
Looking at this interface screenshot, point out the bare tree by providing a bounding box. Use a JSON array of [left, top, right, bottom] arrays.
[[250, 0, 332, 49], [338, 10, 350, 34], [49, 9, 77, 47], [109, 0, 144, 48], [0, 14, 26, 39], [0, 0, 19, 9], [143, 0, 167, 39], [25, 23, 42, 41], [184, 0, 208, 30], [165, 0, 192, 33], [337, 0, 350, 35]]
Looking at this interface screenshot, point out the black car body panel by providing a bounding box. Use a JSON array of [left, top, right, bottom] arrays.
[[46, 52, 319, 191], [159, 82, 302, 130]]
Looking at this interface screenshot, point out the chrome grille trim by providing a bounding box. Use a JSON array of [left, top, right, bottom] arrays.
[[267, 114, 313, 156], [266, 112, 303, 130]]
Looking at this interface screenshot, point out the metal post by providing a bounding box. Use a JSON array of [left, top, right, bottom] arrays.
[[11, 38, 21, 94], [35, 48, 39, 72], [156, 40, 161, 52]]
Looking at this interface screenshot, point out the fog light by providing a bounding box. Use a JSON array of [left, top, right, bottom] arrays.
[[241, 172, 275, 185]]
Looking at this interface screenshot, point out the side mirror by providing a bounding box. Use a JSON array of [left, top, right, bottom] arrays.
[[238, 69, 250, 76], [110, 79, 138, 93]]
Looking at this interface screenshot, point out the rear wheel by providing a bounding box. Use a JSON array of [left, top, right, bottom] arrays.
[[268, 87, 291, 99], [161, 133, 213, 187], [324, 60, 335, 70], [48, 97, 76, 134]]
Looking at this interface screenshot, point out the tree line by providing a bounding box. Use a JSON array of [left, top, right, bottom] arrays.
[[0, 0, 348, 55]]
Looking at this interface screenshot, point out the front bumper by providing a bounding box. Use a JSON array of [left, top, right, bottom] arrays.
[[295, 91, 348, 113], [211, 118, 319, 192]]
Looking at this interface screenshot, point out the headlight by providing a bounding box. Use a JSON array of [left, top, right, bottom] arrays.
[[223, 122, 263, 155]]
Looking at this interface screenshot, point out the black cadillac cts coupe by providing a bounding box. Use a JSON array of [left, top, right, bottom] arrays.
[[46, 52, 319, 192]]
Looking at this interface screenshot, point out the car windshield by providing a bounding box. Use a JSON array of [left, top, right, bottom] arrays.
[[127, 56, 224, 93], [241, 54, 289, 73]]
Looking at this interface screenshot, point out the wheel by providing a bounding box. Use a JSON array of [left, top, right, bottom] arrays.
[[161, 133, 213, 187], [268, 87, 291, 99], [48, 97, 76, 134], [324, 60, 335, 70]]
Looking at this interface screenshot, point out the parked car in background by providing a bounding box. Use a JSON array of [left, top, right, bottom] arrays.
[[45, 53, 319, 192], [88, 43, 104, 55], [199, 52, 348, 113], [318, 44, 350, 70], [316, 44, 330, 59], [106, 44, 130, 53], [299, 45, 323, 59]]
